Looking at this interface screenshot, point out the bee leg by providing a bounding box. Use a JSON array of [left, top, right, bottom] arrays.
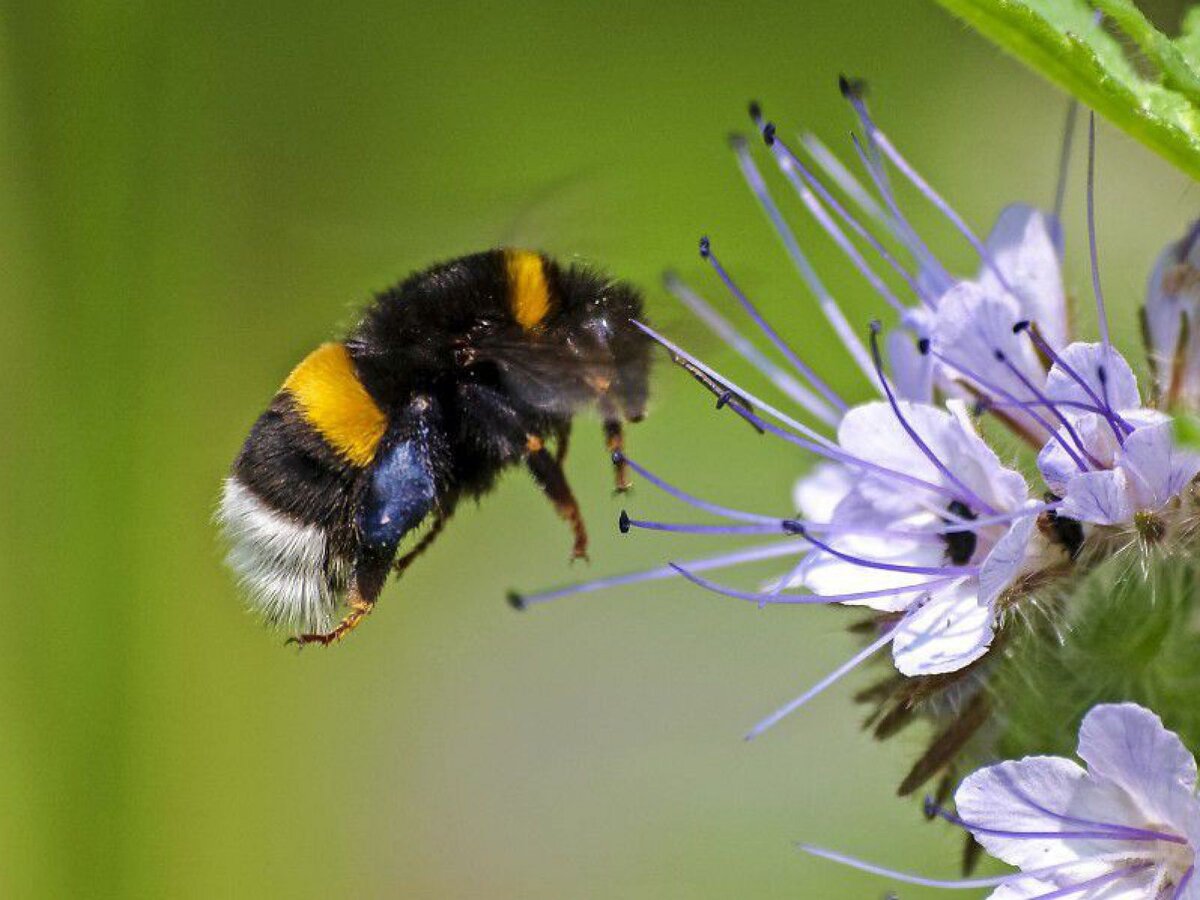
[[392, 511, 449, 576], [526, 434, 588, 561], [603, 418, 631, 493], [553, 421, 572, 466], [286, 581, 377, 648]]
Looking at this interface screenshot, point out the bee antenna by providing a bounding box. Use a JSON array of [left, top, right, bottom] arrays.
[[506, 590, 526, 612]]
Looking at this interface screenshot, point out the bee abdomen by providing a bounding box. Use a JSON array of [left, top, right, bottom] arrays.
[[219, 342, 389, 630], [218, 477, 348, 631]]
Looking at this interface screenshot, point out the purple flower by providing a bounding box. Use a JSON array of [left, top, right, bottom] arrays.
[[1036, 343, 1200, 527], [802, 703, 1200, 898], [1145, 221, 1200, 409]]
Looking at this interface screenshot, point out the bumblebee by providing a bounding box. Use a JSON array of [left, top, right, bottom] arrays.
[[219, 249, 650, 645]]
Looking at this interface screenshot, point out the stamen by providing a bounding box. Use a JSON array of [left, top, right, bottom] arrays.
[[701, 238, 848, 413], [991, 347, 1099, 469], [508, 541, 805, 609], [664, 271, 841, 426], [620, 515, 784, 536], [1086, 113, 1112, 354], [870, 322, 1000, 515], [633, 321, 993, 506], [797, 843, 1099, 891], [994, 768, 1189, 844], [671, 562, 951, 606], [795, 522, 981, 576], [616, 453, 779, 524], [745, 617, 902, 739], [758, 123, 931, 308], [1050, 100, 1078, 251], [842, 81, 1014, 294], [1025, 864, 1151, 899], [1172, 866, 1195, 900], [730, 134, 879, 387], [771, 150, 910, 315], [925, 341, 1090, 468], [926, 798, 1185, 844], [848, 132, 954, 295], [631, 319, 836, 445], [799, 132, 891, 233], [1014, 322, 1134, 435]]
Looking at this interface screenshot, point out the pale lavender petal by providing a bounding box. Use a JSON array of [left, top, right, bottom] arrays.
[[1044, 342, 1141, 413], [979, 512, 1038, 606], [1119, 420, 1200, 510], [891, 578, 994, 676], [1060, 469, 1133, 526], [979, 204, 1068, 351], [1078, 704, 1199, 825]]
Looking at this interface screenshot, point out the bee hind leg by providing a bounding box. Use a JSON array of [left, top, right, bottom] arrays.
[[286, 581, 377, 648], [526, 434, 588, 561], [392, 511, 449, 576]]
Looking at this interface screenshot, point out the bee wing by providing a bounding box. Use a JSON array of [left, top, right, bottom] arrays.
[[469, 338, 631, 416]]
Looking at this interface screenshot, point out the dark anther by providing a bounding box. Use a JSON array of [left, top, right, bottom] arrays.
[[727, 132, 748, 150], [762, 122, 776, 146], [972, 399, 990, 416], [748, 100, 762, 121], [1013, 320, 1031, 334], [917, 337, 931, 356], [943, 500, 978, 566], [618, 510, 631, 533], [781, 519, 806, 535], [922, 796, 939, 819], [715, 390, 732, 410], [506, 591, 526, 611], [611, 449, 625, 465], [838, 75, 867, 99], [699, 235, 711, 258]]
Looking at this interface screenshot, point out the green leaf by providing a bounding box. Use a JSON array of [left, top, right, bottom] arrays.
[[932, 0, 1200, 181]]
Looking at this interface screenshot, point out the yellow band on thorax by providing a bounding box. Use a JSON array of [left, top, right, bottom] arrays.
[[505, 249, 551, 330], [283, 342, 387, 467]]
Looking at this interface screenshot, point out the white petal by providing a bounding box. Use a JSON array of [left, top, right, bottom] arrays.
[[978, 513, 1038, 606], [979, 204, 1068, 351], [792, 462, 854, 522], [1044, 342, 1141, 413], [891, 579, 994, 675], [955, 756, 1144, 872], [1077, 703, 1199, 828], [1060, 469, 1134, 526]]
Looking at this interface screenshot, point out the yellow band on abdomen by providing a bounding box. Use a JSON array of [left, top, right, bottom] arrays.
[[283, 343, 387, 467], [505, 249, 551, 330]]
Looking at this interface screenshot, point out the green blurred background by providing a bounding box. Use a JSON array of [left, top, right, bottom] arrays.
[[2, 1, 1197, 897]]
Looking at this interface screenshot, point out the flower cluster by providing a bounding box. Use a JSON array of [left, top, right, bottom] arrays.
[[511, 77, 1200, 896], [516, 82, 1200, 746]]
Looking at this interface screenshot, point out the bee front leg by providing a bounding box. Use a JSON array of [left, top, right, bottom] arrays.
[[603, 418, 631, 493], [525, 434, 588, 561]]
